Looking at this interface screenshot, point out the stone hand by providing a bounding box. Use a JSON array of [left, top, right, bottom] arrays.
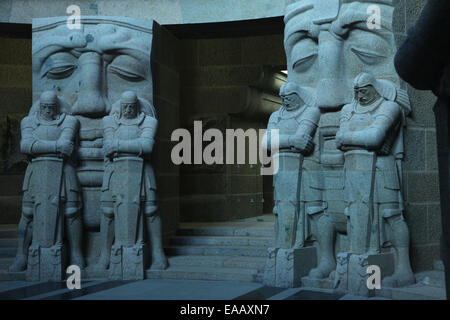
[[56, 140, 74, 156], [289, 133, 313, 153], [104, 140, 118, 157], [335, 130, 345, 149]]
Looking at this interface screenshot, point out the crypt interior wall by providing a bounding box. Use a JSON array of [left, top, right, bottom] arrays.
[[0, 0, 444, 272], [178, 33, 286, 222]]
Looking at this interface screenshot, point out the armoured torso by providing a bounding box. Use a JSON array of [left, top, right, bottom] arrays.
[[112, 113, 146, 140], [269, 106, 306, 137], [341, 98, 400, 155], [340, 98, 402, 204], [29, 114, 68, 144]]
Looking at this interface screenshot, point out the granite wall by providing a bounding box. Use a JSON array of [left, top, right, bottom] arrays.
[[0, 32, 31, 224], [178, 34, 285, 222], [393, 0, 441, 271]]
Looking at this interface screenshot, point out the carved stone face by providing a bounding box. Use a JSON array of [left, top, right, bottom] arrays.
[[354, 85, 380, 106], [121, 102, 138, 119], [281, 93, 302, 111], [284, 0, 398, 110], [39, 102, 58, 121], [32, 17, 154, 118]]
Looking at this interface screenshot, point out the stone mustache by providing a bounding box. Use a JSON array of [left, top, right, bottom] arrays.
[[263, 0, 415, 291], [9, 16, 168, 281]]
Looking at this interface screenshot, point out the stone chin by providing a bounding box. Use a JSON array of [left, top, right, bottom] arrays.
[[284, 0, 399, 110]]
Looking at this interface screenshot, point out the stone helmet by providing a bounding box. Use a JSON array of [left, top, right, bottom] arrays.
[[39, 90, 60, 113], [353, 72, 411, 115], [279, 81, 316, 107], [353, 72, 396, 100], [119, 90, 140, 117]]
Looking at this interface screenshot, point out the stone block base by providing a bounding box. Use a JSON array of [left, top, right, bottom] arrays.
[[109, 243, 147, 280], [301, 276, 335, 289], [335, 252, 394, 297], [26, 244, 65, 281], [263, 246, 317, 288]]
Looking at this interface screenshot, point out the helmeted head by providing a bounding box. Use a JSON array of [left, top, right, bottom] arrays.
[[120, 90, 139, 119], [279, 82, 315, 110], [353, 73, 382, 106], [39, 90, 59, 120]]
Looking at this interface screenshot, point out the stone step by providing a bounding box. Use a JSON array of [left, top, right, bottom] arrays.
[[167, 255, 266, 269], [165, 245, 269, 257], [0, 270, 26, 281], [145, 266, 259, 282], [0, 225, 18, 239], [0, 238, 18, 248], [0, 257, 14, 270], [176, 227, 274, 238], [171, 235, 274, 247], [0, 247, 16, 258]]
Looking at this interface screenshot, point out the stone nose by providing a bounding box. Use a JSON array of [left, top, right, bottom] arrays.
[[315, 31, 353, 110], [71, 52, 110, 117]]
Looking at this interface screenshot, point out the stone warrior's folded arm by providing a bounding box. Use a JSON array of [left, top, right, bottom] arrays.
[[20, 117, 56, 155], [261, 106, 320, 153], [291, 106, 320, 147], [338, 102, 401, 150], [20, 118, 54, 155], [103, 116, 158, 157], [20, 116, 78, 157]]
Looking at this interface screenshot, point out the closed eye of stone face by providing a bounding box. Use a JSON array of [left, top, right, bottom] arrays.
[[288, 35, 318, 72], [346, 28, 392, 67], [350, 47, 386, 65], [41, 52, 78, 80], [108, 55, 146, 82]]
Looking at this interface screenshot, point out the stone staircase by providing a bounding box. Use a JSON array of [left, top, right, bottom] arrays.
[[146, 214, 275, 282], [0, 224, 25, 280], [0, 215, 275, 282]]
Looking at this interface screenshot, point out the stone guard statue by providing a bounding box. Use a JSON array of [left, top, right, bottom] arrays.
[[336, 73, 415, 287], [96, 91, 168, 279], [9, 91, 84, 281], [262, 82, 320, 249]]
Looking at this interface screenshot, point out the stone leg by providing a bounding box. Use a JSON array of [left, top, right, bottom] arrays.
[[64, 201, 85, 268], [381, 205, 415, 287], [308, 211, 336, 279], [9, 205, 33, 272], [348, 201, 371, 254], [96, 202, 115, 270], [145, 204, 168, 270], [276, 201, 297, 249], [293, 202, 305, 248]]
